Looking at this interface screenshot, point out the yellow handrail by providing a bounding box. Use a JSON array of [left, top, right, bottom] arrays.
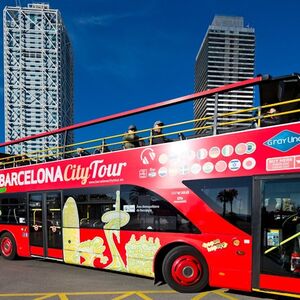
[[1, 97, 300, 168]]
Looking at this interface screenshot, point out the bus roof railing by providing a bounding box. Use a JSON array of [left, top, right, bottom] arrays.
[[1, 96, 300, 169]]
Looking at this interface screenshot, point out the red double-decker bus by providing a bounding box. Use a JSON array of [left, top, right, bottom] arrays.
[[1, 74, 300, 296]]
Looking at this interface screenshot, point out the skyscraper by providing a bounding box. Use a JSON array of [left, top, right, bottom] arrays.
[[3, 3, 74, 156], [194, 16, 255, 133]]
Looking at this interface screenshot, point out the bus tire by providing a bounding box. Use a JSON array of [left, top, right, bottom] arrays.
[[0, 232, 17, 260], [162, 245, 208, 293]]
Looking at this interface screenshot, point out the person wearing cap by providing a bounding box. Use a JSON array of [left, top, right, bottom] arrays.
[[151, 120, 172, 145], [123, 124, 142, 149]]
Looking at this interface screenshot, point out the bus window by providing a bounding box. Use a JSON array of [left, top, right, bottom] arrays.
[[183, 177, 252, 234], [64, 187, 117, 229], [120, 185, 199, 233], [261, 178, 300, 276], [0, 194, 27, 224]]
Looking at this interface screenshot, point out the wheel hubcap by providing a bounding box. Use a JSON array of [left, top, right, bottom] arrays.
[[171, 255, 202, 286], [183, 266, 194, 277], [1, 237, 12, 257]]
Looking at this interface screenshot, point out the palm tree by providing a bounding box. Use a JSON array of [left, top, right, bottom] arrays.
[[217, 189, 238, 216]]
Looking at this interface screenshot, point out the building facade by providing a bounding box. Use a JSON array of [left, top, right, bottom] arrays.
[[194, 16, 255, 133], [3, 3, 74, 156]]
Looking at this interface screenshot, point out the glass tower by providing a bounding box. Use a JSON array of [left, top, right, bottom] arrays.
[[3, 3, 74, 156], [194, 16, 255, 132]]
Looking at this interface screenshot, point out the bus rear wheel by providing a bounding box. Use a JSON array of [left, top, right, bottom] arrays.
[[162, 245, 208, 293], [0, 232, 17, 260]]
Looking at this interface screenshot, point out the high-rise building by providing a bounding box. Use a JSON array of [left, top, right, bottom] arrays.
[[3, 3, 74, 156], [194, 16, 255, 133]]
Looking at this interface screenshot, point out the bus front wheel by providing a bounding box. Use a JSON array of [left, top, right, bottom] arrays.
[[162, 245, 208, 293], [0, 232, 17, 260]]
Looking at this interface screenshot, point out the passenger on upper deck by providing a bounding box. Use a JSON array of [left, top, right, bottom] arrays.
[[150, 121, 172, 145], [16, 154, 30, 166], [94, 140, 110, 154], [75, 147, 90, 157], [123, 125, 143, 149], [0, 156, 14, 168], [261, 107, 281, 127]]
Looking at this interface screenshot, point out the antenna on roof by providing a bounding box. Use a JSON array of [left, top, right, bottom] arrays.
[[15, 0, 21, 6]]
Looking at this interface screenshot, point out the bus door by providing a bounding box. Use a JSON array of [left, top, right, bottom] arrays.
[[28, 191, 63, 259], [252, 176, 300, 295]]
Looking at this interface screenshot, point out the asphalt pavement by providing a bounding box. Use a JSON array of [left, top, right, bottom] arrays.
[[0, 256, 290, 300]]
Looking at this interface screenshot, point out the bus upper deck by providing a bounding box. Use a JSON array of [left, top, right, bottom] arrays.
[[1, 73, 300, 168]]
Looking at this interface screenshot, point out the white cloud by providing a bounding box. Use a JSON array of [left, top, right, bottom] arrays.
[[77, 13, 134, 26], [85, 55, 139, 80]]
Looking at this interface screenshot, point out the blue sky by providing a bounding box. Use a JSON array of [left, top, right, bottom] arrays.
[[1, 0, 300, 144]]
